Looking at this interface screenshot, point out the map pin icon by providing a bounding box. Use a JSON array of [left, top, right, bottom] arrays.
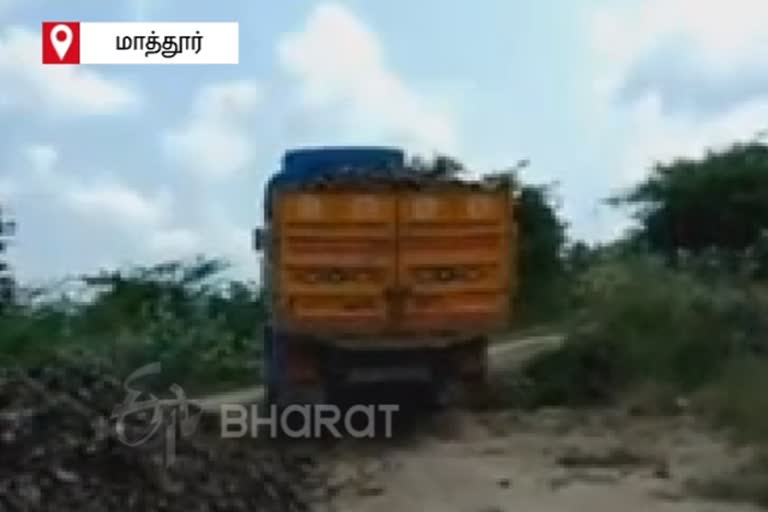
[[50, 24, 73, 61]]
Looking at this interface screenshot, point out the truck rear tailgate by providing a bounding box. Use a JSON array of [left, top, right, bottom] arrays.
[[273, 186, 515, 338]]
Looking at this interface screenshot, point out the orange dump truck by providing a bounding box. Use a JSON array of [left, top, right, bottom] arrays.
[[253, 147, 517, 406]]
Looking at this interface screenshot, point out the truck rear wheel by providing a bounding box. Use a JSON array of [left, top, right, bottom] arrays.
[[454, 338, 490, 409]]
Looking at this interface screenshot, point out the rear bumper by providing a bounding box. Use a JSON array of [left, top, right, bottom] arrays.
[[264, 328, 490, 406], [306, 332, 493, 350], [324, 340, 487, 383], [345, 366, 433, 384]]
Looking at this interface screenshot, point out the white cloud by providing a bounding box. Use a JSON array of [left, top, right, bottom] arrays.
[[62, 180, 171, 227], [58, 178, 254, 270], [24, 144, 58, 176], [147, 227, 202, 257], [193, 203, 256, 273], [16, 144, 170, 228], [587, 0, 768, 188], [214, 223, 253, 269], [0, 27, 140, 115], [589, 0, 768, 116], [146, 220, 254, 276], [164, 80, 262, 179], [278, 3, 458, 154], [0, 176, 17, 200], [590, 0, 768, 66], [9, 143, 257, 279], [617, 95, 768, 183]]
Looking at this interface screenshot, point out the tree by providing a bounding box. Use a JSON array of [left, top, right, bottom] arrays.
[[563, 240, 594, 275], [78, 257, 229, 333], [484, 163, 568, 322], [0, 205, 15, 311], [610, 140, 768, 259], [408, 155, 569, 323], [514, 181, 568, 321]]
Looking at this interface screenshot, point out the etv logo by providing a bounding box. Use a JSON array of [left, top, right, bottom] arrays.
[[42, 22, 80, 64]]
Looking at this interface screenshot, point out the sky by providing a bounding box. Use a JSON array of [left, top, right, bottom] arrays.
[[2, 0, 768, 283]]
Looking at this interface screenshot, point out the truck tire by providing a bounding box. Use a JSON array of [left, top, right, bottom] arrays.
[[455, 338, 491, 409]]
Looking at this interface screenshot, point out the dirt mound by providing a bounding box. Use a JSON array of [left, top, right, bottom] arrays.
[[0, 362, 320, 511]]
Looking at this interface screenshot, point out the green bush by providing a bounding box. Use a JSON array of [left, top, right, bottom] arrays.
[[520, 254, 768, 407], [698, 357, 768, 444], [0, 257, 266, 392]]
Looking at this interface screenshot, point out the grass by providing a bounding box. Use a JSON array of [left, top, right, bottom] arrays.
[[517, 255, 768, 408], [697, 357, 768, 444]]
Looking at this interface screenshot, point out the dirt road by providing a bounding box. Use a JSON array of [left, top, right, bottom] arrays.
[[323, 408, 760, 512], [197, 334, 761, 511], [487, 333, 564, 375]]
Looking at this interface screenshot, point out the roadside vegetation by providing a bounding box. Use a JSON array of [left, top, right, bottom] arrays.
[[0, 257, 266, 393], [515, 138, 768, 507]]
